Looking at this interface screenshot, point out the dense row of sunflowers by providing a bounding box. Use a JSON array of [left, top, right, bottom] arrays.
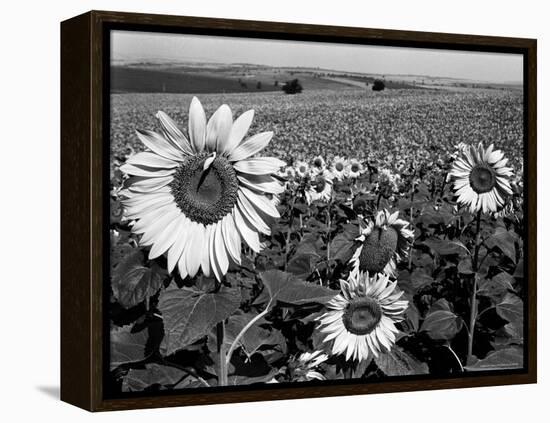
[[110, 92, 523, 390]]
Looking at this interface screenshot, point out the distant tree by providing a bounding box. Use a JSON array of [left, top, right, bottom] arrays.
[[282, 78, 303, 94], [372, 79, 386, 91], [256, 81, 262, 90], [274, 80, 279, 87]]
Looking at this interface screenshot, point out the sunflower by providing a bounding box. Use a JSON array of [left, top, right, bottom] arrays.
[[312, 155, 326, 174], [317, 272, 408, 362], [288, 351, 328, 382], [294, 160, 310, 178], [449, 143, 513, 213], [350, 210, 413, 277], [345, 159, 364, 178], [330, 156, 348, 180], [120, 97, 285, 281], [305, 169, 333, 204]]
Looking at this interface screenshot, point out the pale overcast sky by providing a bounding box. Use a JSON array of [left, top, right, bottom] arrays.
[[112, 30, 523, 83]]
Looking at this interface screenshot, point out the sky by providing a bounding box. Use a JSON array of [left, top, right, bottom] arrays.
[[111, 30, 523, 83]]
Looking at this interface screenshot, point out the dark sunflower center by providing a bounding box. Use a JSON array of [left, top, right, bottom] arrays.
[[314, 176, 327, 193], [314, 158, 323, 167], [351, 164, 360, 172], [335, 162, 344, 171], [343, 297, 382, 335], [469, 164, 496, 194], [170, 153, 239, 225], [299, 165, 307, 173], [358, 227, 398, 273]]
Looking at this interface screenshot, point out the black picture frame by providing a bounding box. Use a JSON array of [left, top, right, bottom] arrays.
[[61, 10, 537, 411]]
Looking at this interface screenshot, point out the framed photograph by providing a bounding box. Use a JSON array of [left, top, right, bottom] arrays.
[[61, 10, 536, 411]]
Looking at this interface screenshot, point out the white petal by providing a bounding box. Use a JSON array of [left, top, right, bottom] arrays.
[[120, 163, 175, 178], [209, 223, 222, 281], [139, 208, 180, 246], [148, 213, 184, 259], [167, 216, 190, 273], [126, 151, 179, 169], [240, 186, 280, 218], [188, 97, 206, 153], [214, 222, 229, 275], [237, 191, 271, 235], [200, 225, 212, 277], [233, 207, 261, 252], [229, 131, 273, 162], [135, 129, 183, 161], [185, 222, 202, 277], [221, 215, 241, 265], [206, 104, 232, 153], [234, 157, 286, 175], [156, 110, 194, 155], [237, 174, 284, 195], [223, 109, 254, 155]]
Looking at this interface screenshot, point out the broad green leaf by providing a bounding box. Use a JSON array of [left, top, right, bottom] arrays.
[[485, 227, 517, 263], [375, 346, 428, 376], [122, 363, 187, 392], [410, 268, 434, 290], [464, 347, 523, 371], [423, 238, 469, 256], [496, 293, 523, 327], [287, 253, 318, 278], [158, 282, 241, 355], [478, 272, 514, 302], [329, 232, 356, 263], [110, 325, 149, 370], [259, 270, 338, 305], [113, 264, 165, 308], [420, 309, 462, 341]]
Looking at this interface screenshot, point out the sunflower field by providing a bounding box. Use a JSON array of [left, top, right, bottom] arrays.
[[109, 88, 525, 393]]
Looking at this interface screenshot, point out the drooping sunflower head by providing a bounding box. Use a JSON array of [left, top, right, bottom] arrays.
[[305, 169, 333, 204], [350, 209, 413, 277], [317, 272, 408, 362], [346, 159, 364, 178], [120, 97, 285, 281], [330, 156, 348, 180], [449, 143, 513, 213], [312, 155, 326, 172]]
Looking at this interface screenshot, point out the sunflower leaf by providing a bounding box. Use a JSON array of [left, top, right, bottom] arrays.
[[485, 227, 517, 263], [122, 363, 188, 392], [464, 346, 523, 372], [420, 308, 462, 341], [110, 325, 149, 370], [496, 293, 523, 327], [158, 282, 241, 355], [259, 270, 338, 306], [375, 346, 429, 376]]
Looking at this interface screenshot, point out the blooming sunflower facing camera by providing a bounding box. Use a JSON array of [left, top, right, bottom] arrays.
[[294, 160, 310, 178], [120, 97, 285, 281], [345, 159, 364, 178], [449, 143, 513, 213], [312, 155, 326, 173], [350, 209, 413, 277], [330, 156, 348, 180], [317, 272, 408, 362], [305, 169, 333, 204]]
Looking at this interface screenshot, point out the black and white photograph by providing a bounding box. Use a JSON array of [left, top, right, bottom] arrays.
[[107, 28, 526, 395]]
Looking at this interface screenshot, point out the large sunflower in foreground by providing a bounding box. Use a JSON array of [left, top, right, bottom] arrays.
[[120, 97, 285, 281], [350, 210, 413, 277], [317, 272, 408, 362], [449, 143, 513, 213]]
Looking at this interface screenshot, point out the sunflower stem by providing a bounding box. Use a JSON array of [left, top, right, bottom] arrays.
[[284, 195, 296, 271], [466, 210, 482, 365], [225, 300, 272, 366], [216, 321, 228, 386]]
